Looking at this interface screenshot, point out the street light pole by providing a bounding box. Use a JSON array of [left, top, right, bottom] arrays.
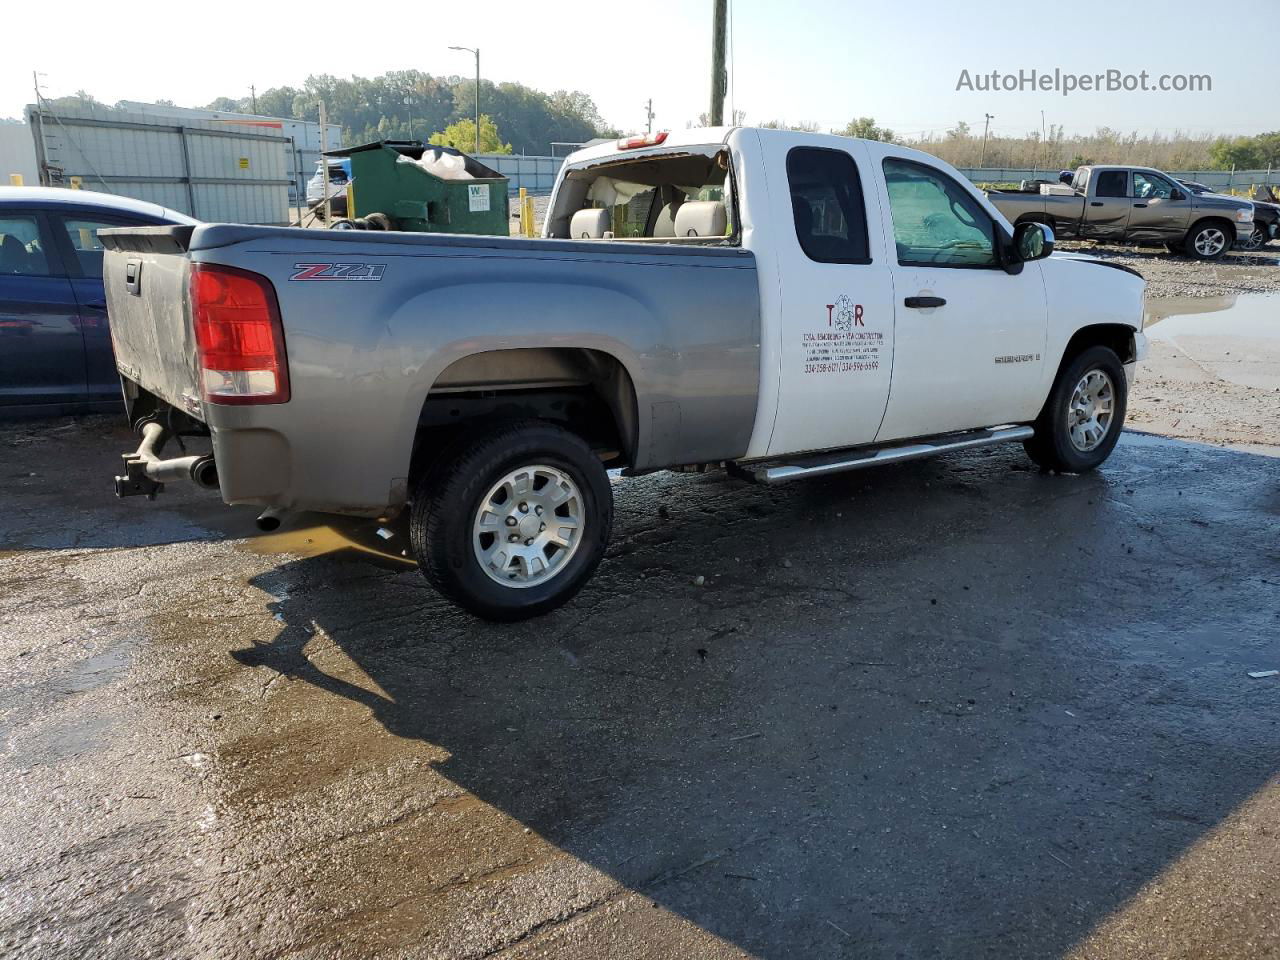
[[449, 45, 481, 153], [980, 113, 994, 168]]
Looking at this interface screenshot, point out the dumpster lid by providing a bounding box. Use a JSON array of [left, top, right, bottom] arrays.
[[324, 140, 504, 180]]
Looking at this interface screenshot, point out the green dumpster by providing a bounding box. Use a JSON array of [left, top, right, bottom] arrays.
[[325, 140, 509, 235]]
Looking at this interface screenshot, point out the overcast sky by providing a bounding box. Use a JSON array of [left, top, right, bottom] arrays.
[[5, 0, 1269, 140]]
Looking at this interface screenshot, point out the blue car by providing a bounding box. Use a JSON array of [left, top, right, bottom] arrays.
[[0, 187, 196, 415]]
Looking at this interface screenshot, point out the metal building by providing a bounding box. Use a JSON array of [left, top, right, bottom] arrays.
[[25, 101, 297, 224]]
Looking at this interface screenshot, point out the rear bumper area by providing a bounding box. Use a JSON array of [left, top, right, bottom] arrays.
[[210, 426, 293, 506]]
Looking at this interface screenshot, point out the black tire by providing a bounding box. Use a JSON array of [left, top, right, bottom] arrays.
[[410, 420, 613, 621], [1023, 345, 1128, 473], [1183, 219, 1232, 261]]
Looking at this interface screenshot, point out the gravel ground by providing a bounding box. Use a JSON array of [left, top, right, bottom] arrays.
[[1055, 240, 1280, 299]]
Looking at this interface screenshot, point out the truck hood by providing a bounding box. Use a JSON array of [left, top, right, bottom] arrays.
[[1048, 251, 1143, 280]]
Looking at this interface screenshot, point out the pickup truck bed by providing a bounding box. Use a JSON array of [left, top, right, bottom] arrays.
[[104, 222, 761, 515]]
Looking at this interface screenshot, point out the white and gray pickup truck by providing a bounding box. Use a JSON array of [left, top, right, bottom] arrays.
[[102, 127, 1147, 620]]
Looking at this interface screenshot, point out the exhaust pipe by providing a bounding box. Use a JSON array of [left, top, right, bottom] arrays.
[[255, 507, 285, 532], [115, 421, 219, 498]]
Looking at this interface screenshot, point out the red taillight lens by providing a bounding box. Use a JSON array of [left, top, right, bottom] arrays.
[[616, 131, 669, 150], [190, 263, 289, 405]]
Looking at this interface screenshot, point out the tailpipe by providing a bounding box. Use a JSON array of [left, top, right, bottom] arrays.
[[255, 507, 285, 532]]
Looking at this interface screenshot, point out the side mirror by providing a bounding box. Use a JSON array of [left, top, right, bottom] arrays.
[[1013, 221, 1054, 263]]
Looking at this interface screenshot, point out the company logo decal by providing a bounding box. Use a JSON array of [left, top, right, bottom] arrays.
[[826, 294, 864, 331], [290, 263, 386, 281], [804, 295, 881, 375], [994, 353, 1041, 364]]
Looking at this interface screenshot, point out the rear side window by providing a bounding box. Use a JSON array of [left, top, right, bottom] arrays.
[[1094, 171, 1128, 198], [59, 217, 135, 279], [786, 147, 871, 264]]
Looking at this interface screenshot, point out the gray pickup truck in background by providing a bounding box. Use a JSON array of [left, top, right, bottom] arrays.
[[986, 165, 1254, 259]]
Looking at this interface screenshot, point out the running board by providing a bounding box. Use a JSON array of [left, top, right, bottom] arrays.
[[730, 426, 1035, 485]]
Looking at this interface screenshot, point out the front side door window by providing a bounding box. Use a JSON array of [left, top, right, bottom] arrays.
[[882, 159, 997, 267], [1132, 172, 1174, 200]]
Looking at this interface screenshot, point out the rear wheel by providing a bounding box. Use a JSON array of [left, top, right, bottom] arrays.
[[410, 420, 613, 621], [1183, 220, 1231, 260], [1242, 222, 1268, 251], [1024, 345, 1127, 472]]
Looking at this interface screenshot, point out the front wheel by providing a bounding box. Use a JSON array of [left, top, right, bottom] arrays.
[[410, 420, 613, 621], [1242, 223, 1268, 251], [1023, 345, 1128, 472], [1184, 221, 1231, 260]]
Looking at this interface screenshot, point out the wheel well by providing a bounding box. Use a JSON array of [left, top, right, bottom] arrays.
[[1186, 215, 1237, 242], [1058, 324, 1137, 374], [409, 347, 638, 484]]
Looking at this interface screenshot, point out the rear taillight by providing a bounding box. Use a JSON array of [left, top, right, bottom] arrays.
[[189, 263, 290, 405], [616, 131, 669, 150]]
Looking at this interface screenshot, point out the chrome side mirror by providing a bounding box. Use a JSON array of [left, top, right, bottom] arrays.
[[1014, 221, 1054, 262]]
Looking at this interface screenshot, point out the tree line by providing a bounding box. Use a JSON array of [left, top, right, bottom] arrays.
[[751, 116, 1280, 172], [205, 73, 618, 155]]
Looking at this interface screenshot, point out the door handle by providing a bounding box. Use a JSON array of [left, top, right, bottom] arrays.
[[1090, 201, 1104, 207], [904, 296, 946, 309], [1133, 203, 1148, 208]]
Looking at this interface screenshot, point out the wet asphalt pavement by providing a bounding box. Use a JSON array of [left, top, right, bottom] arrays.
[[2, 417, 1278, 960]]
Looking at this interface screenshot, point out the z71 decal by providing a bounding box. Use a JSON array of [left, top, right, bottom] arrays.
[[290, 262, 386, 281]]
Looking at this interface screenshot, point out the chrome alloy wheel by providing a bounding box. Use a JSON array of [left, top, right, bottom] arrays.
[[1243, 225, 1266, 251], [472, 465, 584, 588], [1067, 369, 1115, 452], [1194, 227, 1227, 257]]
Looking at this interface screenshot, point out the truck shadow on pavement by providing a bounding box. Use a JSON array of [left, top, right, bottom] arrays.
[[227, 437, 1280, 958]]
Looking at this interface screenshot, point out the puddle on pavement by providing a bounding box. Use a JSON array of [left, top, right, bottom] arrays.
[[58, 641, 136, 695], [1143, 293, 1280, 390], [245, 512, 415, 571]]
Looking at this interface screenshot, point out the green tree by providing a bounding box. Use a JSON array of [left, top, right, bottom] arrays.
[[428, 115, 512, 154], [1210, 137, 1262, 170], [838, 117, 895, 142]]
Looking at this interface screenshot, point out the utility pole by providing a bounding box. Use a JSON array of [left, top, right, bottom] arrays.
[[1040, 110, 1047, 173], [710, 0, 727, 125], [980, 112, 994, 167], [449, 46, 481, 152], [644, 98, 654, 134], [31, 71, 47, 186], [251, 85, 258, 114], [318, 100, 330, 223]]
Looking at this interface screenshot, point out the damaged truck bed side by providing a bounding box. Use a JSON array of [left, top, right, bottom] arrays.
[[102, 126, 1146, 620]]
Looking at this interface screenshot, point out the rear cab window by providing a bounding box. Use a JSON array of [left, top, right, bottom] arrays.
[[1093, 171, 1129, 198], [786, 147, 870, 264], [548, 145, 738, 243]]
